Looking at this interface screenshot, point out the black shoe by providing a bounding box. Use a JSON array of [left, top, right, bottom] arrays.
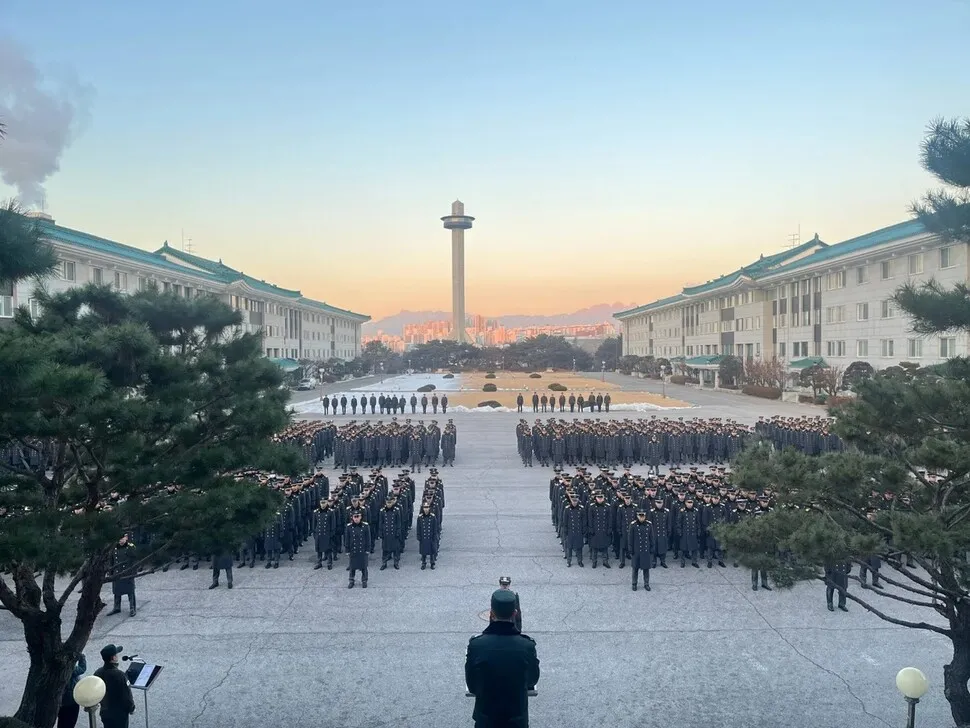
[[421, 562, 426, 570], [752, 584, 758, 591], [718, 561, 726, 567], [380, 564, 387, 571], [430, 562, 436, 570], [227, 582, 233, 589], [692, 562, 699, 568], [761, 583, 772, 591], [208, 582, 218, 589], [592, 562, 597, 569], [273, 562, 279, 569], [314, 563, 322, 570], [632, 584, 637, 591], [362, 582, 368, 589], [707, 561, 713, 568], [129, 607, 136, 617], [603, 562, 611, 569], [827, 603, 835, 612], [192, 564, 198, 570], [872, 581, 884, 590], [838, 604, 848, 612], [348, 581, 354, 589], [107, 608, 121, 616], [645, 584, 651, 591], [681, 561, 685, 568], [661, 561, 667, 569], [327, 563, 333, 570], [619, 562, 625, 569], [265, 562, 272, 569], [394, 563, 399, 570], [578, 561, 584, 567], [567, 562, 572, 567]]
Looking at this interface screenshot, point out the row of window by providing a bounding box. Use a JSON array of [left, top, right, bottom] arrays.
[[823, 249, 954, 291], [825, 337, 958, 359]]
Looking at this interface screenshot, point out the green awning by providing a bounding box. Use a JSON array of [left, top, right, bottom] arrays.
[[684, 355, 725, 367], [269, 357, 301, 372], [788, 357, 827, 370]]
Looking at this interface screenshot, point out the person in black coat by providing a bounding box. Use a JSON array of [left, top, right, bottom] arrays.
[[108, 536, 137, 617], [824, 561, 851, 612], [57, 653, 87, 728], [93, 644, 135, 728], [415, 503, 439, 569], [209, 549, 233, 589], [313, 500, 337, 569], [498, 576, 523, 633], [344, 511, 372, 588], [628, 511, 655, 591], [465, 590, 540, 728]]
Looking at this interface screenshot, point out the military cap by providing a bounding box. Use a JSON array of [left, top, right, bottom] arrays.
[[490, 589, 517, 619]]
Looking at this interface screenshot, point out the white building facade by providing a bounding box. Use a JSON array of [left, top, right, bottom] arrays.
[[615, 220, 968, 370], [2, 214, 368, 361]]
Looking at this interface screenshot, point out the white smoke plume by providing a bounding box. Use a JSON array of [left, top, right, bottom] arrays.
[[0, 37, 93, 207]]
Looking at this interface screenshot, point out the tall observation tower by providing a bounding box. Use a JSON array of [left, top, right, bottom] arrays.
[[441, 200, 474, 343]]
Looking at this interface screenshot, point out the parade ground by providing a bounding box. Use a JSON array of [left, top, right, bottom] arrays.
[[0, 375, 953, 727]]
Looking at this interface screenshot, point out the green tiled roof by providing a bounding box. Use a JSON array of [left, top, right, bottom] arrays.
[[38, 220, 368, 321], [684, 355, 724, 367], [614, 219, 929, 322], [614, 293, 686, 319], [789, 356, 827, 370]]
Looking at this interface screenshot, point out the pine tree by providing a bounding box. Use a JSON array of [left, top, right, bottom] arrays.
[[0, 208, 302, 727], [719, 118, 970, 726]]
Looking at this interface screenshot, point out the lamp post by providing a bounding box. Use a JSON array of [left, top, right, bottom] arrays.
[[662, 366, 667, 398], [379, 361, 385, 384], [601, 360, 605, 383], [572, 358, 576, 373], [74, 675, 106, 728], [896, 667, 929, 728]]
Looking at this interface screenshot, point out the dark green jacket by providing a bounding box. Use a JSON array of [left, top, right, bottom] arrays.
[[93, 663, 135, 720], [465, 621, 539, 727]]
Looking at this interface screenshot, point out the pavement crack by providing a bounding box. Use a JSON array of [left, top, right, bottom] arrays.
[[727, 577, 892, 728]]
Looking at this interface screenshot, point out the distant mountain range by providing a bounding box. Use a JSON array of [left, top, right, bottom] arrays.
[[363, 303, 632, 337]]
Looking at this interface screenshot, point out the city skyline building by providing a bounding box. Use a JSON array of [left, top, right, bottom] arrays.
[[441, 200, 474, 343]]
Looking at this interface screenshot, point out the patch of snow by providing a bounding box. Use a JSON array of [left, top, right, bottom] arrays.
[[351, 373, 462, 393]]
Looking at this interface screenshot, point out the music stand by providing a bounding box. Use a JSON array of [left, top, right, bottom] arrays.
[[125, 660, 163, 728]]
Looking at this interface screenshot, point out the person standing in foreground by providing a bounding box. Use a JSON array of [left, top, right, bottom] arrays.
[[93, 644, 135, 728], [498, 576, 522, 633], [465, 590, 540, 728], [57, 652, 87, 728]]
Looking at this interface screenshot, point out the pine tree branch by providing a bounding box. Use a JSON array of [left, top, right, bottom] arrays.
[[843, 590, 951, 636], [41, 568, 58, 613], [12, 562, 41, 610], [852, 578, 940, 609], [828, 496, 894, 536], [57, 561, 89, 608], [877, 567, 946, 599], [0, 575, 25, 616]]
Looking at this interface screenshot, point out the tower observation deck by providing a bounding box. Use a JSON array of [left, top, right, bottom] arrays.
[[441, 200, 474, 343]]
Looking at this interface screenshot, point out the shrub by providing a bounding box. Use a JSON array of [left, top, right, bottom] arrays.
[[798, 394, 814, 404], [449, 368, 461, 374], [485, 373, 496, 379], [529, 373, 542, 379], [742, 385, 782, 400], [478, 400, 502, 408], [826, 395, 855, 409], [482, 383, 497, 392], [417, 384, 436, 393], [443, 373, 455, 379], [669, 375, 687, 385], [548, 383, 567, 391]]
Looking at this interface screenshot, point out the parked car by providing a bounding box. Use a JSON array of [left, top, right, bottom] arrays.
[[296, 379, 315, 391]]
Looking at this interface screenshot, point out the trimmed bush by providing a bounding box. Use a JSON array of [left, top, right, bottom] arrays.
[[484, 373, 496, 379], [478, 400, 502, 408], [485, 370, 495, 375], [742, 385, 782, 400], [548, 383, 567, 391], [669, 375, 687, 385], [482, 383, 497, 392], [529, 373, 542, 379], [798, 394, 814, 404], [417, 384, 436, 393], [449, 368, 461, 374], [443, 373, 455, 379]]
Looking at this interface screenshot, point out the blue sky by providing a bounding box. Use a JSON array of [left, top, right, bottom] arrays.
[[1, 0, 967, 318]]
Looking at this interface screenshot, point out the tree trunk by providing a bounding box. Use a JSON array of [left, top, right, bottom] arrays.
[[946, 631, 970, 727], [13, 612, 72, 728]]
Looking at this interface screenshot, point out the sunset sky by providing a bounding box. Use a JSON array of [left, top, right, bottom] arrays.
[[1, 1, 968, 320]]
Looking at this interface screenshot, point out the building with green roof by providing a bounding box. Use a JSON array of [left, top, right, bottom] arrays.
[[6, 213, 369, 362], [615, 219, 967, 371]]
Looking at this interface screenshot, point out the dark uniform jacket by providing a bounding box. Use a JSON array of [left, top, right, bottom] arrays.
[[465, 621, 540, 728], [110, 544, 137, 596], [93, 662, 135, 724]]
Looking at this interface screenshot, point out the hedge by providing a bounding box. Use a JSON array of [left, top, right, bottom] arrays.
[[443, 373, 455, 379], [529, 373, 542, 379], [826, 395, 855, 408], [669, 375, 687, 385], [548, 383, 567, 391], [478, 400, 502, 408], [485, 373, 496, 379], [482, 383, 497, 392], [742, 385, 782, 400], [417, 384, 436, 393]]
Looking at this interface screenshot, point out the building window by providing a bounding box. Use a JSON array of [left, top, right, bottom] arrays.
[[60, 261, 76, 281], [856, 340, 869, 357], [802, 310, 811, 326], [826, 340, 846, 357], [0, 294, 12, 318], [825, 271, 846, 290], [114, 272, 128, 290], [163, 282, 171, 292], [92, 267, 103, 285], [908, 253, 924, 275], [800, 280, 809, 295], [825, 306, 845, 324], [856, 302, 869, 321], [856, 266, 869, 284], [778, 314, 787, 328], [755, 316, 761, 329], [907, 339, 923, 358], [27, 298, 41, 319], [755, 342, 761, 357], [881, 339, 895, 357], [941, 337, 957, 358], [880, 260, 893, 280], [940, 246, 954, 269], [813, 277, 821, 292], [880, 300, 897, 318]]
